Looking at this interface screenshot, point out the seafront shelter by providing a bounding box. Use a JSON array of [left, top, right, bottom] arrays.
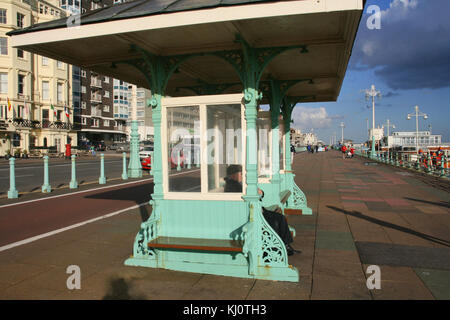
[[8, 0, 364, 282]]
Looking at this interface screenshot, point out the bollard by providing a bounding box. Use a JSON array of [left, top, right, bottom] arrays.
[[122, 152, 128, 180], [41, 155, 51, 193], [440, 155, 446, 177], [7, 157, 19, 199], [177, 150, 181, 172], [395, 153, 400, 166], [69, 155, 78, 189], [425, 153, 432, 174], [99, 153, 106, 184], [187, 151, 191, 169]]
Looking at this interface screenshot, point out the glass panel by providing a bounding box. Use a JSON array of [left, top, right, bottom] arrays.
[[207, 104, 242, 193], [167, 106, 200, 192], [257, 115, 271, 178]]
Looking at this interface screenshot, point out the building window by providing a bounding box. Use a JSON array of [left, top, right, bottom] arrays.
[[0, 72, 7, 94], [104, 119, 110, 127], [104, 91, 110, 98], [81, 85, 86, 93], [81, 70, 86, 77], [42, 81, 49, 100], [104, 76, 109, 83], [103, 105, 110, 112], [17, 13, 25, 28], [17, 49, 24, 58], [57, 83, 63, 103], [18, 74, 25, 95], [0, 9, 6, 24], [81, 117, 87, 125], [57, 61, 64, 69], [42, 56, 49, 66], [0, 38, 7, 55], [12, 133, 21, 147], [92, 118, 99, 127], [81, 101, 86, 109]]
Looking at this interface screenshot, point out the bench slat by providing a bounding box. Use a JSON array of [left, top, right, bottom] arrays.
[[284, 208, 303, 216], [148, 237, 243, 252]]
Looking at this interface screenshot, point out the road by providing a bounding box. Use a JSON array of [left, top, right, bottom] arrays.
[[0, 168, 201, 248], [0, 157, 133, 195]]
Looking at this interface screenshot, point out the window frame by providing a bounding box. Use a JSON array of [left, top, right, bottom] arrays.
[[0, 37, 8, 55], [0, 9, 7, 24], [161, 93, 246, 201]]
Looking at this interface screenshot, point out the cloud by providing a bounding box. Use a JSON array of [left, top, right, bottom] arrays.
[[351, 0, 450, 90], [291, 106, 333, 130], [383, 91, 399, 98]]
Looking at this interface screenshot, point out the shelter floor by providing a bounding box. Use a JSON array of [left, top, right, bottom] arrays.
[[0, 150, 449, 300]]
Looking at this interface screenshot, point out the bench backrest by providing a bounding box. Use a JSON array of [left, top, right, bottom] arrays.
[[158, 199, 249, 240]]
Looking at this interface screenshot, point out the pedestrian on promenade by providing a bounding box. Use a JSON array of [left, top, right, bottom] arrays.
[[290, 144, 295, 164], [341, 144, 347, 159], [350, 145, 355, 158]]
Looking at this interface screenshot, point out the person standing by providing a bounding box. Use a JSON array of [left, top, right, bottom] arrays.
[[341, 144, 347, 159]]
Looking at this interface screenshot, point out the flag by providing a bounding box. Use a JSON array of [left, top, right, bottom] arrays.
[[7, 98, 11, 111], [64, 106, 70, 118], [51, 104, 56, 116]]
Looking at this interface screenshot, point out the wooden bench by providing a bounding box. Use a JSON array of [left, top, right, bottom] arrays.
[[148, 237, 243, 252]]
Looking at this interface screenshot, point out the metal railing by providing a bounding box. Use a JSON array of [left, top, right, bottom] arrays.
[[355, 149, 449, 179]]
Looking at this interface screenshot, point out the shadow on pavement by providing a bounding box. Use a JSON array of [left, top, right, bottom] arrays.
[[85, 181, 154, 223], [103, 277, 145, 300], [404, 197, 450, 209], [327, 205, 450, 247]]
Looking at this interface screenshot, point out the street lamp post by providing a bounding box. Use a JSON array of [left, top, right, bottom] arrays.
[[407, 105, 428, 155], [363, 85, 381, 159], [384, 119, 395, 159], [128, 85, 143, 178]]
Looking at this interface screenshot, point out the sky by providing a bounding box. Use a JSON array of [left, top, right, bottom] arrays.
[[290, 0, 450, 144]]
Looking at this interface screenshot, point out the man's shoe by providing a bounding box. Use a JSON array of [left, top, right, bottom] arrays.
[[286, 245, 294, 256], [286, 244, 301, 256]]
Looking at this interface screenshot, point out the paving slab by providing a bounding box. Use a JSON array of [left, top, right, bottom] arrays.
[[1, 150, 449, 300]]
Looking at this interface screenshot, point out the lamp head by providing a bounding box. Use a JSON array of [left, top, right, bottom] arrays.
[[407, 115, 411, 120], [424, 115, 428, 119]]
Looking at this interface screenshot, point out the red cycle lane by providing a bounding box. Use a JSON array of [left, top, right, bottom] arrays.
[[0, 179, 154, 247]]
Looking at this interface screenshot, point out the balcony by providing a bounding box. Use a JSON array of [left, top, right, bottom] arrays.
[[40, 120, 73, 130], [90, 78, 102, 88], [91, 109, 102, 117], [90, 94, 102, 104]]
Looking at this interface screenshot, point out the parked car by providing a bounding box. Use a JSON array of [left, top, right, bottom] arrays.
[[139, 146, 154, 160], [141, 156, 151, 170], [141, 154, 184, 171]]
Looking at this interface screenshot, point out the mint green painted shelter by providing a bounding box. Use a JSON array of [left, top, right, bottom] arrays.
[[9, 0, 364, 282]]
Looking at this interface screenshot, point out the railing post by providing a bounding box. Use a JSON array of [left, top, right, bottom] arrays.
[[7, 157, 19, 199], [99, 153, 106, 184], [122, 152, 128, 180], [69, 154, 78, 189], [41, 155, 51, 193], [426, 153, 432, 174], [187, 150, 191, 169], [440, 155, 446, 177]]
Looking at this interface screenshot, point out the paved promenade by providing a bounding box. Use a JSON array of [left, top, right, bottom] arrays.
[[0, 150, 449, 300]]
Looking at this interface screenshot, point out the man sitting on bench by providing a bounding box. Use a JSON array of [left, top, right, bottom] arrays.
[[224, 165, 298, 256]]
